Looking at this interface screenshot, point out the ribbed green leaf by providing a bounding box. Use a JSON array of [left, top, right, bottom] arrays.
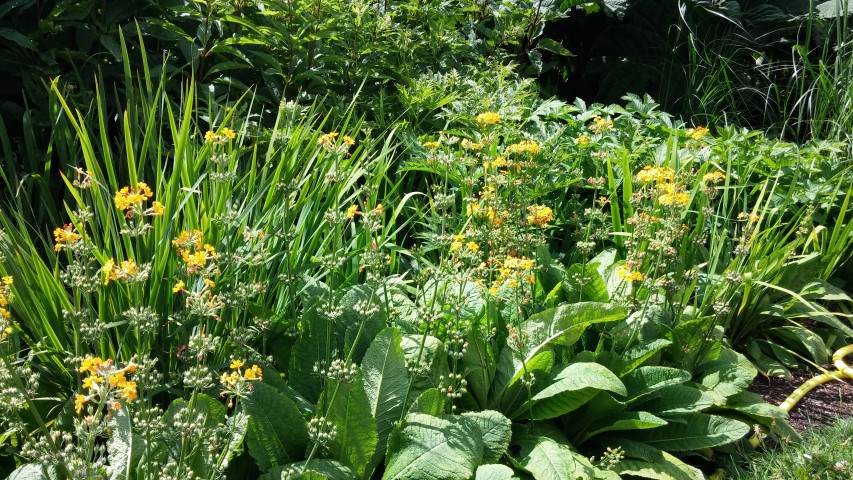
[[289, 307, 331, 403], [582, 411, 668, 442], [461, 410, 512, 464], [407, 388, 445, 416], [513, 434, 594, 480], [107, 407, 142, 480], [475, 464, 516, 480], [632, 414, 750, 451], [638, 385, 714, 417], [361, 327, 409, 472], [383, 413, 484, 480], [259, 459, 356, 480], [462, 328, 494, 408], [320, 376, 378, 479], [622, 367, 691, 402], [530, 362, 626, 419], [699, 350, 756, 400], [522, 303, 627, 358], [243, 382, 310, 471]]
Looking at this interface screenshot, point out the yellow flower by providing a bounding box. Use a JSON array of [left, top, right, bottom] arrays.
[[204, 278, 215, 288], [616, 264, 644, 282], [244, 365, 263, 381], [53, 224, 82, 251], [475, 111, 501, 126], [686, 125, 709, 141], [422, 141, 440, 150], [205, 130, 219, 143], [346, 204, 360, 219], [75, 394, 88, 414], [149, 201, 165, 216], [466, 242, 480, 253], [343, 135, 355, 146], [657, 184, 691, 207], [318, 132, 339, 148], [576, 135, 590, 145], [82, 375, 103, 390], [221, 128, 237, 140], [370, 204, 384, 214], [172, 280, 185, 293], [230, 359, 245, 370], [79, 356, 106, 375], [505, 140, 541, 156], [121, 382, 137, 402], [526, 205, 554, 228], [635, 166, 675, 184], [2, 276, 12, 286], [702, 171, 725, 184], [114, 182, 153, 212], [102, 259, 117, 285]]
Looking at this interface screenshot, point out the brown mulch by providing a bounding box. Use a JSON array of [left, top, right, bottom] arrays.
[[749, 367, 853, 432]]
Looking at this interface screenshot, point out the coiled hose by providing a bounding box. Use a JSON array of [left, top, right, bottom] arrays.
[[748, 344, 853, 448]]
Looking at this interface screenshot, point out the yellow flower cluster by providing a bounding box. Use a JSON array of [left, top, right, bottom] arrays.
[[576, 135, 590, 145], [102, 258, 141, 286], [491, 255, 536, 292], [449, 234, 480, 254], [589, 116, 613, 134], [220, 359, 263, 389], [422, 140, 440, 150], [461, 139, 484, 150], [635, 166, 675, 184], [657, 184, 691, 207], [173, 230, 217, 275], [346, 204, 360, 219], [0, 276, 13, 330], [616, 264, 644, 283], [53, 223, 82, 252], [76, 356, 138, 414], [114, 182, 163, 218], [686, 125, 709, 141], [504, 140, 541, 156], [702, 171, 725, 184], [467, 202, 509, 227], [204, 127, 237, 144], [476, 111, 501, 127], [526, 205, 554, 228]]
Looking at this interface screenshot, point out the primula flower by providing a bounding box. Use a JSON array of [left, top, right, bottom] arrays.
[[475, 111, 501, 127], [422, 141, 440, 150], [505, 140, 540, 156], [346, 204, 359, 219], [635, 166, 675, 184], [686, 125, 709, 141], [114, 182, 153, 211], [342, 135, 355, 146], [75, 394, 88, 414], [172, 280, 185, 293], [576, 135, 590, 145], [53, 223, 82, 252], [616, 264, 644, 283], [526, 205, 554, 228], [2, 276, 13, 286], [148, 201, 165, 216], [657, 184, 691, 207], [702, 171, 725, 184]]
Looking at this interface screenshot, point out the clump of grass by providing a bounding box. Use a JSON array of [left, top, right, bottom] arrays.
[[731, 417, 853, 480]]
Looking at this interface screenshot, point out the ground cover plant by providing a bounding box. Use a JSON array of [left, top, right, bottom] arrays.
[[0, 2, 852, 480]]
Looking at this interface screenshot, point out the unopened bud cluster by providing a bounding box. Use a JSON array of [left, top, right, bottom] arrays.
[[314, 359, 359, 383]]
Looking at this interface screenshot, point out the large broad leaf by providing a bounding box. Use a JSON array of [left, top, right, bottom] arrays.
[[6, 464, 54, 480], [289, 307, 332, 403], [610, 339, 672, 376], [474, 464, 516, 480], [635, 385, 715, 417], [400, 334, 449, 394], [461, 410, 512, 464], [724, 391, 800, 442], [615, 440, 704, 480], [462, 328, 495, 409], [383, 413, 484, 480], [522, 303, 627, 360], [243, 382, 310, 471], [259, 459, 356, 480], [630, 413, 750, 451], [494, 350, 554, 416], [338, 285, 386, 365], [107, 407, 142, 480], [407, 387, 445, 416], [529, 362, 627, 419], [319, 377, 379, 479], [698, 349, 756, 402], [361, 327, 409, 471], [512, 433, 594, 480], [563, 262, 610, 303], [622, 367, 691, 402], [162, 394, 227, 478], [581, 411, 668, 443]]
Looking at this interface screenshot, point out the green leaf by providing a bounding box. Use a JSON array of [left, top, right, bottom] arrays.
[[259, 459, 356, 480], [581, 411, 668, 442], [536, 38, 573, 57], [0, 27, 36, 50], [622, 367, 691, 402], [243, 382, 310, 471], [530, 362, 627, 419], [513, 434, 594, 480], [616, 447, 703, 480], [400, 334, 449, 393], [613, 339, 672, 376], [289, 307, 332, 403], [563, 262, 609, 303], [637, 385, 715, 417], [462, 328, 495, 409], [107, 407, 142, 480], [494, 350, 554, 416], [475, 464, 516, 480], [162, 394, 227, 478], [630, 414, 750, 451], [698, 349, 756, 400], [6, 464, 51, 480], [407, 388, 445, 416], [320, 377, 379, 479], [523, 303, 627, 358], [461, 410, 512, 464], [724, 391, 800, 442], [361, 327, 409, 470], [383, 413, 484, 480]]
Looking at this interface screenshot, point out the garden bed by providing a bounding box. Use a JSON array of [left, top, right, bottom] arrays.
[[750, 369, 853, 433]]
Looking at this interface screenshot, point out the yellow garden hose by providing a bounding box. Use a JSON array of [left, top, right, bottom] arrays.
[[748, 344, 853, 448]]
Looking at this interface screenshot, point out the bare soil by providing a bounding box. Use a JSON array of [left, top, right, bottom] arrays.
[[749, 367, 853, 432]]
